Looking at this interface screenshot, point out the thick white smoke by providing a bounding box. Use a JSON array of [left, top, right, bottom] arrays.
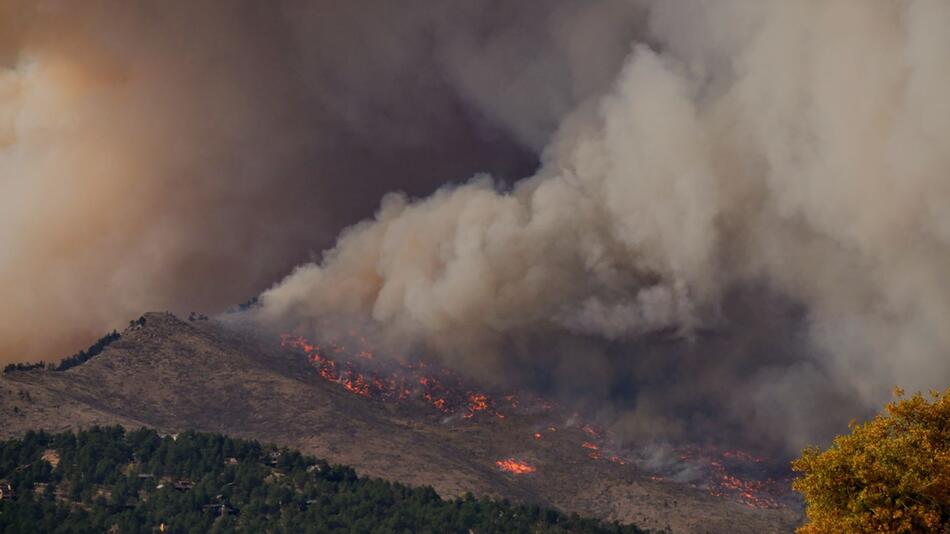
[[259, 0, 950, 452]]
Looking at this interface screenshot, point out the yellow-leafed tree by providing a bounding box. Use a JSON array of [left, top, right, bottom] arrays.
[[792, 387, 950, 533]]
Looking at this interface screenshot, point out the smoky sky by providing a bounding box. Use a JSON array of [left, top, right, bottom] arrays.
[[254, 0, 950, 455], [0, 0, 643, 362], [7, 0, 950, 457]]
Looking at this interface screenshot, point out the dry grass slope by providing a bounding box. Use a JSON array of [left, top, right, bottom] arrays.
[[0, 313, 799, 533]]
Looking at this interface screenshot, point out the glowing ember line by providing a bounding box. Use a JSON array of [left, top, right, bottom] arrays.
[[665, 445, 786, 509], [280, 332, 548, 419], [495, 458, 536, 474]]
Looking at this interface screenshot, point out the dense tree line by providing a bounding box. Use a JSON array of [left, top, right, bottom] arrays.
[[0, 427, 647, 533], [51, 330, 121, 372], [1, 362, 45, 374], [3, 330, 122, 375]]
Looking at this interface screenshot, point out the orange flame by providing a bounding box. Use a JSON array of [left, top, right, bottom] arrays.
[[664, 445, 785, 509], [582, 424, 600, 438], [495, 458, 536, 474], [281, 332, 536, 419]]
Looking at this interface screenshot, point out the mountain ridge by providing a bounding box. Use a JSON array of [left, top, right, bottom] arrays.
[[0, 312, 800, 533]]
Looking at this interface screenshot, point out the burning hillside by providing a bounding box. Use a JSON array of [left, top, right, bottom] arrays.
[[279, 329, 791, 511], [635, 445, 796, 510], [0, 312, 800, 532], [496, 458, 537, 475], [3, 13, 948, 532], [8, 3, 942, 532], [279, 333, 546, 420]]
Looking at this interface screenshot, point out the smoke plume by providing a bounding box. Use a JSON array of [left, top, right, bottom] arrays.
[[258, 0, 950, 453], [0, 0, 640, 362], [5, 0, 950, 454]]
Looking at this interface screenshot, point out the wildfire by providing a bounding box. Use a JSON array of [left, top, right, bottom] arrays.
[[463, 392, 490, 419], [722, 449, 766, 463], [578, 441, 603, 460], [282, 333, 788, 510], [495, 458, 536, 474], [662, 446, 788, 509], [713, 474, 782, 508], [280, 333, 551, 420]]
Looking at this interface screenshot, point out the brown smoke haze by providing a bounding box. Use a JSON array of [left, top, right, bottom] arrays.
[[5, 0, 950, 453], [2, 0, 639, 360]]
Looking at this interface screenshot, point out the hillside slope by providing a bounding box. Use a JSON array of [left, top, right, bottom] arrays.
[[0, 427, 644, 533], [0, 313, 800, 533]]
